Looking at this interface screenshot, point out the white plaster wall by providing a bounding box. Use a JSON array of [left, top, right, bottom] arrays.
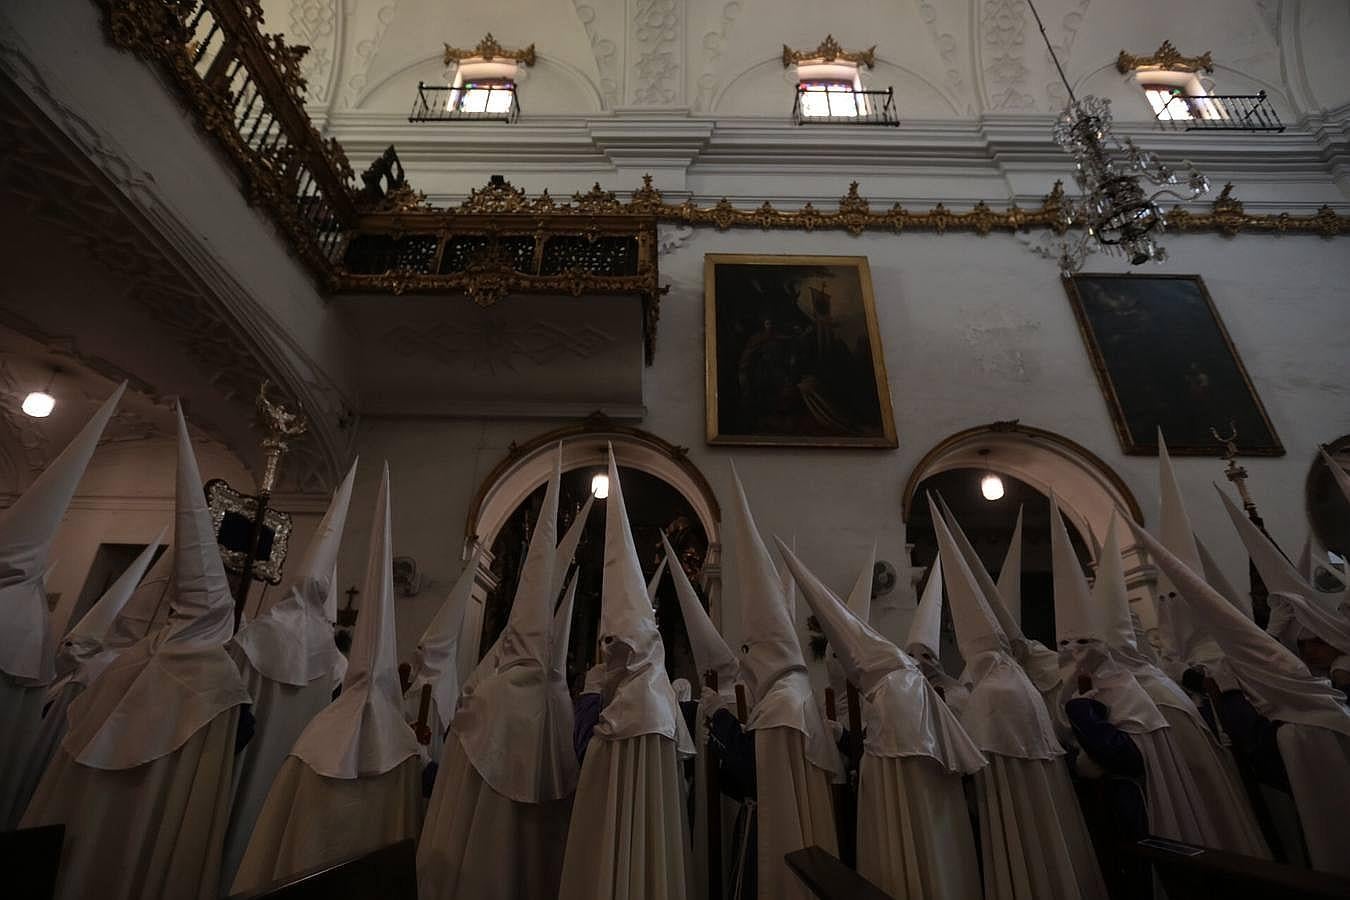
[[341, 226, 1350, 667]]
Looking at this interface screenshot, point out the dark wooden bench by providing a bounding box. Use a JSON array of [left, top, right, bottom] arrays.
[[1, 824, 64, 900], [227, 838, 417, 900], [786, 846, 894, 900], [1133, 836, 1350, 900]]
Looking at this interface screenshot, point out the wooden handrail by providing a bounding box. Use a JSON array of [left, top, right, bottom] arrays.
[[226, 838, 416, 900], [784, 846, 894, 900]]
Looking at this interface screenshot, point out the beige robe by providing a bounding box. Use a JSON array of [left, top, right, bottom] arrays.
[[230, 755, 421, 894], [1159, 705, 1269, 857], [1, 675, 61, 828], [858, 753, 982, 900], [753, 726, 838, 900], [220, 657, 336, 892], [973, 754, 1107, 900], [20, 709, 240, 900], [417, 735, 573, 900], [1278, 722, 1350, 877], [558, 733, 688, 900]]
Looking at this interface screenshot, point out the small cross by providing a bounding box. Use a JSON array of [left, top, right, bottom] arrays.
[[345, 586, 359, 608]]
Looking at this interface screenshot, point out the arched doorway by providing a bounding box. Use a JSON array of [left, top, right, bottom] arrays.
[[461, 415, 722, 685], [902, 422, 1151, 655]]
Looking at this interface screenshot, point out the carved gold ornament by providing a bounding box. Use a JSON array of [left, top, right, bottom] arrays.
[[443, 33, 537, 67], [1116, 40, 1214, 74], [782, 35, 876, 69]]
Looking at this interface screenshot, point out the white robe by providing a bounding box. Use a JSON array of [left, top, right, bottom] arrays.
[[973, 755, 1107, 900], [858, 753, 981, 900], [417, 734, 572, 900], [20, 708, 240, 900], [753, 726, 838, 900], [220, 656, 336, 892], [558, 733, 688, 900], [1159, 705, 1268, 857], [0, 674, 47, 828], [2, 674, 62, 831], [1277, 722, 1350, 877], [230, 754, 421, 893], [1135, 727, 1233, 849]]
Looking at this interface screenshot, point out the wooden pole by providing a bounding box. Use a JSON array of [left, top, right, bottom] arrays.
[[414, 683, 434, 746], [824, 687, 837, 722], [842, 681, 863, 868], [232, 492, 270, 632], [734, 683, 749, 723], [704, 670, 723, 900]]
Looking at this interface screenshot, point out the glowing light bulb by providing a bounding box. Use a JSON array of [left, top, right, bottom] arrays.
[[591, 473, 610, 499], [980, 474, 1005, 501], [22, 391, 55, 418]]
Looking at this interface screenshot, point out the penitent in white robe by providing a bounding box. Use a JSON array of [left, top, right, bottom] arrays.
[[1135, 727, 1235, 850], [0, 675, 51, 827], [230, 755, 421, 893], [1159, 705, 1268, 857], [858, 753, 981, 900], [753, 726, 838, 900], [1278, 722, 1350, 877], [220, 656, 337, 892], [974, 755, 1106, 900], [558, 733, 688, 900], [418, 736, 573, 899], [21, 709, 240, 900], [9, 681, 81, 827]]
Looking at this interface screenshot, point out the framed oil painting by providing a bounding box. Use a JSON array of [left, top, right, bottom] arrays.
[[1064, 274, 1283, 456], [705, 254, 897, 448]]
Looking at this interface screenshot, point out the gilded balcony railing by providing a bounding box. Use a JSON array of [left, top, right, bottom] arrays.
[[100, 0, 358, 281]]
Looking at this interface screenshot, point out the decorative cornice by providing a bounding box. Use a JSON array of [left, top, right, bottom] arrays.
[[782, 35, 876, 69], [1116, 40, 1214, 75], [443, 33, 536, 67]]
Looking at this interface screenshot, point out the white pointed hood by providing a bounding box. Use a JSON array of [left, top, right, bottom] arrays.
[[550, 574, 580, 684], [932, 499, 1064, 759], [1052, 495, 1167, 734], [48, 527, 166, 704], [1157, 432, 1226, 667], [777, 539, 985, 774], [1320, 447, 1350, 513], [593, 447, 692, 755], [1128, 521, 1350, 738], [647, 556, 668, 607], [1097, 515, 1205, 725], [846, 541, 876, 622], [730, 464, 840, 776], [547, 492, 595, 683], [58, 526, 166, 675], [729, 462, 805, 706], [995, 507, 1024, 627], [455, 445, 578, 801], [1216, 485, 1306, 599], [232, 460, 356, 686], [930, 498, 1008, 657], [291, 464, 418, 778], [905, 556, 944, 662], [408, 547, 481, 728], [1196, 533, 1249, 616], [62, 405, 250, 770], [781, 534, 798, 623], [0, 383, 124, 683], [662, 531, 737, 690]]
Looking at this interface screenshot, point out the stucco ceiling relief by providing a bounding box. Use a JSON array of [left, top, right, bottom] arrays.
[[627, 0, 684, 107], [573, 1, 621, 108], [693, 1, 741, 113], [981, 0, 1035, 111]]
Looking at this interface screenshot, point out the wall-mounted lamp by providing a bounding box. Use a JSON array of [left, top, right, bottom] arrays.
[[21, 370, 57, 418], [980, 474, 1006, 502], [590, 473, 610, 499]]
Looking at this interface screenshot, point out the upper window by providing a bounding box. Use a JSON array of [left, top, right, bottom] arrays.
[[412, 34, 535, 124], [782, 36, 897, 126], [1115, 41, 1283, 132]]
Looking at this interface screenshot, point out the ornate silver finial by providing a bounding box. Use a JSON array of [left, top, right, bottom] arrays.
[[256, 381, 307, 495], [1211, 421, 1258, 516]]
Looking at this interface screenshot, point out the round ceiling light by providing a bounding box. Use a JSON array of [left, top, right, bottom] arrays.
[[22, 390, 55, 418], [590, 473, 610, 499], [980, 473, 1005, 502]]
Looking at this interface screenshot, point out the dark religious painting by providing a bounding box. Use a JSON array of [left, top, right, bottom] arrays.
[[1064, 274, 1283, 456], [704, 254, 897, 448]]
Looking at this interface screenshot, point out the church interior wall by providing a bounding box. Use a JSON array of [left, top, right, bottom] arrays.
[[340, 225, 1350, 666]]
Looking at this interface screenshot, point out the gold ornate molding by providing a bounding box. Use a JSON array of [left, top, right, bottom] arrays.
[[443, 33, 537, 67], [1116, 40, 1214, 74], [782, 35, 876, 69]]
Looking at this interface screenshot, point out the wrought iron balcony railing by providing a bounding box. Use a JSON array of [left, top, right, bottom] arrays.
[[101, 0, 358, 279], [410, 82, 521, 123], [792, 86, 899, 126], [1153, 91, 1285, 133]]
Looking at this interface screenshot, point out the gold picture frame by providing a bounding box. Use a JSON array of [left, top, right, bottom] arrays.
[[704, 254, 897, 448], [1063, 273, 1283, 456]]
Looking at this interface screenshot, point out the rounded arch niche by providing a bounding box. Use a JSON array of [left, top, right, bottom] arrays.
[[903, 422, 1154, 637], [462, 417, 723, 671]]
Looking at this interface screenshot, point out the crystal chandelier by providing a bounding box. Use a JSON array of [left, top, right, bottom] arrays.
[[1028, 1, 1209, 274]]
